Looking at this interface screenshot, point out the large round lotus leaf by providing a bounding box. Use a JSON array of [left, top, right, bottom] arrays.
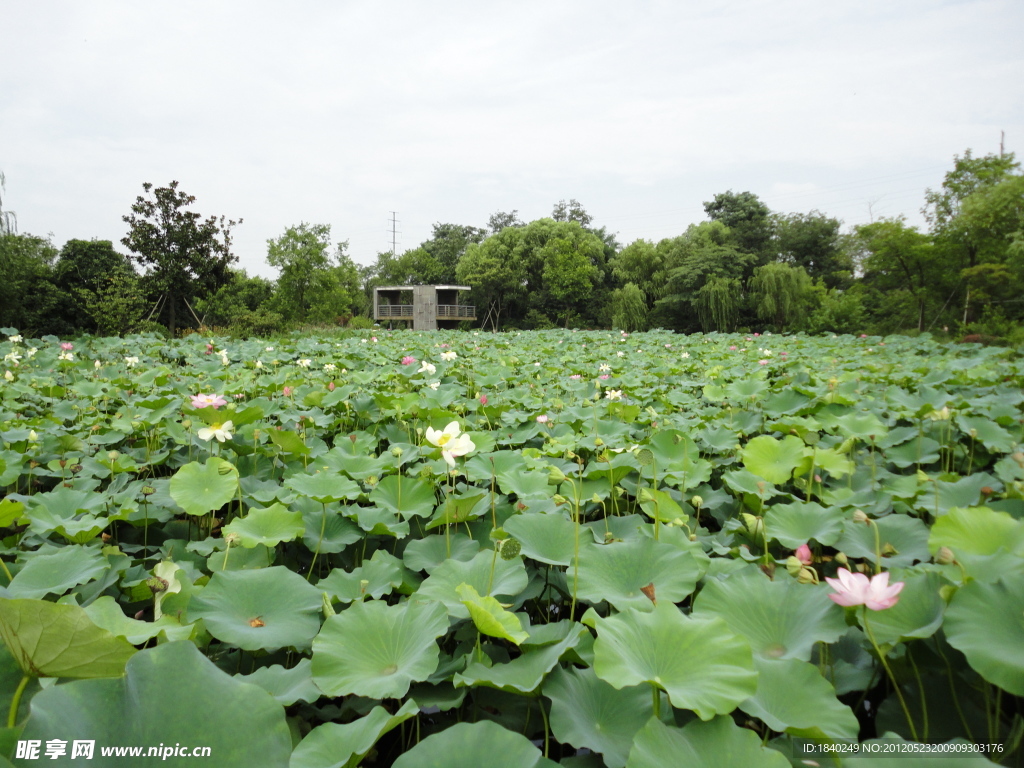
[[928, 505, 1024, 558], [574, 536, 701, 612], [222, 502, 304, 548], [299, 501, 362, 554], [505, 512, 577, 566], [763, 501, 844, 548], [861, 569, 945, 646], [393, 720, 558, 768], [588, 603, 757, 720], [626, 715, 790, 768], [17, 641, 292, 767], [370, 474, 437, 518], [741, 435, 807, 485], [6, 545, 108, 599], [312, 598, 449, 699], [284, 470, 361, 503], [692, 568, 847, 661], [0, 598, 135, 678], [836, 513, 931, 568], [169, 457, 240, 516], [415, 549, 528, 619], [739, 657, 859, 740], [545, 666, 654, 768], [83, 595, 193, 644], [402, 533, 480, 573], [188, 566, 323, 651], [457, 583, 528, 644], [944, 571, 1024, 695], [291, 699, 419, 768]]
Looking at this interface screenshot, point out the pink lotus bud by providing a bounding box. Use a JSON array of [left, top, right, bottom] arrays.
[[282, 386, 293, 397], [479, 395, 488, 405], [327, 381, 336, 391], [795, 543, 813, 565]]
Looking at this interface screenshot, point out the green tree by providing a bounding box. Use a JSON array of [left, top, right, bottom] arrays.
[[52, 240, 136, 334], [551, 199, 593, 227], [748, 262, 813, 330], [0, 233, 67, 335], [695, 276, 743, 332], [773, 211, 850, 288], [82, 272, 148, 337], [611, 282, 648, 331], [267, 224, 359, 324], [194, 268, 276, 328], [703, 190, 774, 258], [121, 181, 240, 336], [487, 210, 523, 234], [420, 223, 486, 282], [456, 227, 527, 331], [540, 235, 600, 326]]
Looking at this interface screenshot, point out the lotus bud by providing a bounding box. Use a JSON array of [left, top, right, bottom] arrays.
[[795, 543, 813, 565], [740, 513, 764, 538], [834, 552, 849, 566], [548, 466, 566, 484], [797, 567, 819, 584], [935, 546, 956, 565], [106, 451, 120, 461], [591, 493, 602, 504], [552, 494, 568, 506], [785, 555, 803, 576], [182, 419, 192, 429], [881, 543, 898, 557], [853, 509, 870, 524], [594, 438, 604, 446]]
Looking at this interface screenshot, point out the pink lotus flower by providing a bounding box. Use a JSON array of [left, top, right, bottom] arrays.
[[191, 393, 227, 409], [860, 334, 868, 338], [758, 359, 768, 365], [282, 386, 293, 397], [569, 374, 582, 380], [795, 543, 813, 565], [826, 568, 904, 611], [371, 336, 378, 342], [401, 356, 416, 365], [753, 333, 760, 337], [479, 395, 488, 405], [60, 342, 74, 351], [536, 414, 549, 424], [599, 374, 610, 379], [729, 345, 737, 351]]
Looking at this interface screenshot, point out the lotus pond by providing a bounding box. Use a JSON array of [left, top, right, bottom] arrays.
[[1, 328, 1023, 767]]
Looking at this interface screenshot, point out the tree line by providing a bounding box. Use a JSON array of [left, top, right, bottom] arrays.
[[1, 149, 1021, 340]]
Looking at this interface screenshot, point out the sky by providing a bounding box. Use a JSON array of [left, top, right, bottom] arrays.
[[2, 0, 1022, 278]]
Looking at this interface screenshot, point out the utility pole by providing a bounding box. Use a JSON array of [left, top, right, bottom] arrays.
[[387, 211, 401, 255], [1000, 130, 1005, 158]]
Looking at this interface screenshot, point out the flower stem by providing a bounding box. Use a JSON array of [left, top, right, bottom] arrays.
[[8, 674, 30, 728], [863, 608, 919, 742]]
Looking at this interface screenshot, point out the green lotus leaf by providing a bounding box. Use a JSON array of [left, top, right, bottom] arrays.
[[739, 657, 859, 740], [318, 549, 405, 603], [284, 470, 361, 503], [0, 598, 135, 678], [763, 501, 845, 548], [300, 501, 363, 554], [832, 411, 888, 442], [944, 571, 1024, 695], [588, 602, 757, 720], [457, 582, 528, 644], [402, 532, 480, 573], [574, 536, 701, 612], [291, 699, 419, 768], [504, 511, 577, 566], [268, 428, 310, 456], [861, 569, 945, 646], [0, 498, 25, 528], [546, 665, 654, 768], [626, 715, 790, 768], [415, 549, 528, 619], [236, 658, 321, 705], [692, 568, 847, 661], [169, 457, 240, 516], [188, 566, 323, 651], [741, 435, 807, 485], [392, 720, 558, 768], [83, 595, 192, 644], [370, 474, 437, 518], [222, 502, 305, 548], [956, 415, 1015, 453], [837, 513, 931, 568], [6, 545, 108, 599], [17, 641, 292, 767], [311, 599, 449, 699], [929, 505, 1024, 558], [455, 627, 583, 694]]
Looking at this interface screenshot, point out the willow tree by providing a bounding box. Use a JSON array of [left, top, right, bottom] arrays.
[[748, 262, 812, 330], [695, 276, 742, 332], [611, 282, 648, 331]]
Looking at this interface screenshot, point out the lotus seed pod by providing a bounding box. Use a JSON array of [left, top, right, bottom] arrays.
[[499, 538, 521, 560], [146, 576, 168, 594], [594, 438, 604, 446], [637, 448, 654, 466], [690, 495, 704, 508], [391, 446, 404, 457]]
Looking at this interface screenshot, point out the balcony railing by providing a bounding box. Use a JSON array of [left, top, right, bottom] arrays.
[[377, 304, 414, 317], [437, 304, 476, 318]]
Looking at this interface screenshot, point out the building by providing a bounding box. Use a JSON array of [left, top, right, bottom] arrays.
[[372, 285, 476, 330]]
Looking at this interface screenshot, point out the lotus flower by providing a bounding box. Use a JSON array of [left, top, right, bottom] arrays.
[[60, 342, 73, 351], [425, 421, 475, 467], [191, 393, 227, 409], [825, 568, 904, 611], [795, 543, 813, 565], [401, 356, 416, 365], [197, 421, 234, 443], [440, 351, 457, 361]]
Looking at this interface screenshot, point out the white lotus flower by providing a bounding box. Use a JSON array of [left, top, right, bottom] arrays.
[[197, 420, 234, 442], [3, 370, 12, 381], [8, 335, 22, 343], [124, 356, 139, 367], [425, 421, 475, 466], [418, 361, 437, 375], [426, 381, 440, 390], [605, 389, 623, 401], [297, 358, 311, 368], [440, 351, 457, 361]]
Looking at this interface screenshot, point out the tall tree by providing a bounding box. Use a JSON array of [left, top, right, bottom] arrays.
[[52, 240, 137, 334], [855, 217, 939, 332], [420, 223, 485, 282], [487, 210, 524, 234], [551, 199, 593, 228], [267, 223, 360, 323], [748, 262, 813, 330], [121, 181, 240, 336], [773, 211, 850, 288], [703, 190, 773, 258], [457, 227, 527, 331]]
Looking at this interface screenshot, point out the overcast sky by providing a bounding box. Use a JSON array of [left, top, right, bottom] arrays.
[[2, 0, 1021, 278]]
